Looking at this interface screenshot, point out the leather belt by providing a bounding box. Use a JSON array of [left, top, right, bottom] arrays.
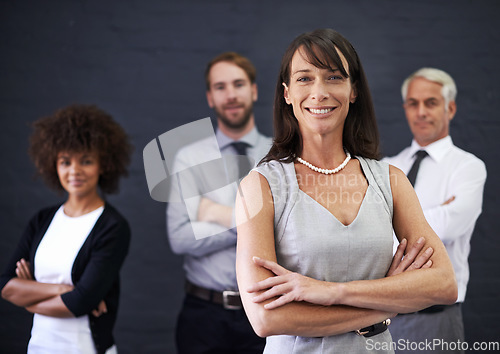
[[401, 303, 459, 315], [417, 304, 447, 313], [355, 319, 391, 337], [185, 281, 243, 310]]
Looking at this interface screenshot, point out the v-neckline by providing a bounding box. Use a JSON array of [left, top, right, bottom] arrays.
[[290, 156, 371, 227]]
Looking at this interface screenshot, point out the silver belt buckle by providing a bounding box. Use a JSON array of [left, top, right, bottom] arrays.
[[222, 290, 241, 310]]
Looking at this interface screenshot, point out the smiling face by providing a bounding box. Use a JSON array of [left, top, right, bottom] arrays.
[[206, 61, 257, 133], [403, 77, 456, 146], [283, 47, 357, 139], [56, 151, 101, 198]]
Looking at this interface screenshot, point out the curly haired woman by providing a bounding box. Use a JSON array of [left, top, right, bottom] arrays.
[[1, 104, 133, 354]]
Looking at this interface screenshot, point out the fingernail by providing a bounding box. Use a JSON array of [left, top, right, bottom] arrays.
[[418, 237, 424, 244], [252, 256, 260, 261], [425, 247, 433, 254]]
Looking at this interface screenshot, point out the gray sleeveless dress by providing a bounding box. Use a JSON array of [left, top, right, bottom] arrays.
[[254, 156, 395, 354]]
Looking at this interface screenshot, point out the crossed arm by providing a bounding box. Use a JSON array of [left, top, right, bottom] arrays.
[[166, 148, 238, 256], [166, 196, 238, 258], [423, 159, 486, 243], [2, 259, 106, 318], [235, 167, 457, 338]]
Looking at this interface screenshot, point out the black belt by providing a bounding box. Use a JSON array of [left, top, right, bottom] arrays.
[[418, 304, 447, 313], [185, 281, 243, 310], [401, 303, 459, 315], [355, 319, 391, 337]]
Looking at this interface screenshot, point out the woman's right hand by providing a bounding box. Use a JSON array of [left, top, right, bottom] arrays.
[[16, 258, 74, 294], [247, 256, 340, 309], [15, 258, 33, 280]]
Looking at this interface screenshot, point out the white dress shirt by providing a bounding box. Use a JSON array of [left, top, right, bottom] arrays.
[[166, 127, 272, 292], [384, 136, 486, 303]]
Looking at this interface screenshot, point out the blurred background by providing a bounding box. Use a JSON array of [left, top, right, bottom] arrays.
[[1, 0, 499, 352]]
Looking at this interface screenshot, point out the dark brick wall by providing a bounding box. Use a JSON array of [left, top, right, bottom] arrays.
[[1, 1, 498, 352]]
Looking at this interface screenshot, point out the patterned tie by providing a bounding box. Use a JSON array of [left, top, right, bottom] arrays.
[[407, 150, 428, 187], [231, 142, 252, 178]]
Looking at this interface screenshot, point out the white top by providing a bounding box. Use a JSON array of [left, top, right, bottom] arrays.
[[383, 136, 487, 303], [29, 205, 104, 354]]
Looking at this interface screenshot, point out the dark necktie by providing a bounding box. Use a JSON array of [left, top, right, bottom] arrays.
[[407, 150, 428, 187], [231, 142, 252, 178]]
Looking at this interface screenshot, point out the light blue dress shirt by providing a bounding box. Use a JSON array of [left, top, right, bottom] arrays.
[[167, 127, 272, 291]]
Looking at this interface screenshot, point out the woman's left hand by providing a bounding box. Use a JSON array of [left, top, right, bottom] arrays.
[[91, 300, 108, 317], [386, 237, 433, 277], [247, 256, 338, 309]]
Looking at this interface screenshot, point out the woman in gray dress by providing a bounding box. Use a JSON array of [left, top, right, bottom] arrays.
[[235, 29, 457, 353]]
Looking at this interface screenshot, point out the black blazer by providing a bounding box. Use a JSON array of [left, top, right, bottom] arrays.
[[0, 202, 131, 354]]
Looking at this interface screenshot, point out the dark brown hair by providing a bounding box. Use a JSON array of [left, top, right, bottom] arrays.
[[261, 28, 380, 164], [205, 51, 257, 90], [29, 104, 133, 194]]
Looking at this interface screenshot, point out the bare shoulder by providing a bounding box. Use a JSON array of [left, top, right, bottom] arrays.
[[388, 164, 411, 194], [239, 170, 271, 196], [236, 171, 274, 226], [388, 163, 405, 178], [388, 164, 425, 219]]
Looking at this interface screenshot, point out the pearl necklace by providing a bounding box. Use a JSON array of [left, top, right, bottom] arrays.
[[296, 151, 351, 175]]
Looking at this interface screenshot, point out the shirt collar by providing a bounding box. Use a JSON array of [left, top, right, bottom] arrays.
[[216, 127, 259, 150], [409, 136, 453, 162]]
